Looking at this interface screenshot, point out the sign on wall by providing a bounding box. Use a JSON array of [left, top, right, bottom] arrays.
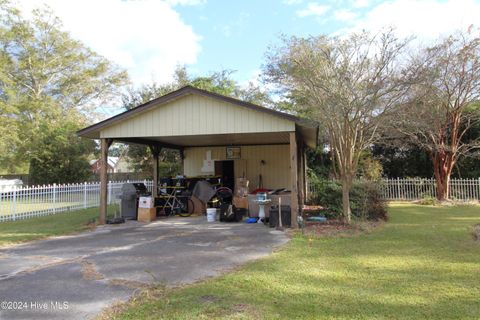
[[226, 147, 241, 159], [201, 150, 215, 173]]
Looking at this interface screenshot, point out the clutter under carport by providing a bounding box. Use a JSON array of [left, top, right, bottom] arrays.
[[115, 176, 292, 228]]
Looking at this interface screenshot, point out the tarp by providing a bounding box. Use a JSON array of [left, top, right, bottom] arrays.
[[192, 180, 216, 203]]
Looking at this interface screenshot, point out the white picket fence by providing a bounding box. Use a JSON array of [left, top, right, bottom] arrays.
[[308, 178, 480, 201], [0, 180, 153, 222], [3, 177, 479, 222], [379, 178, 480, 201]]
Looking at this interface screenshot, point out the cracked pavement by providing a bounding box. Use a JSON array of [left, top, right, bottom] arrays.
[[0, 217, 288, 319]]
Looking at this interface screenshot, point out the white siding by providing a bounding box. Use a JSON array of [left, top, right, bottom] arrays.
[[184, 145, 291, 190], [100, 94, 295, 138]]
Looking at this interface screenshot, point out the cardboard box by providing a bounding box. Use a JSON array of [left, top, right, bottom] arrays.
[[138, 207, 156, 222], [190, 195, 207, 215], [233, 196, 248, 209], [234, 178, 249, 197], [138, 196, 153, 208]]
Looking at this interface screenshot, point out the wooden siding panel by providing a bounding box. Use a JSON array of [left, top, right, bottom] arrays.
[[183, 145, 291, 190], [100, 94, 295, 138]]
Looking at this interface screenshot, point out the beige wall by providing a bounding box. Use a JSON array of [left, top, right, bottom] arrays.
[[100, 94, 294, 138], [183, 145, 291, 190]]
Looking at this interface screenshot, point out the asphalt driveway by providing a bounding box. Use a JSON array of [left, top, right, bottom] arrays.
[[0, 217, 288, 320]]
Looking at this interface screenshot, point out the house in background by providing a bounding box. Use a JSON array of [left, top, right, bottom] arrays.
[[90, 156, 131, 174]]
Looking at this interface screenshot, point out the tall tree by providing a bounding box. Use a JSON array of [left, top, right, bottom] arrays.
[[263, 31, 409, 223], [28, 117, 95, 185], [0, 5, 128, 114], [396, 31, 480, 200], [0, 2, 129, 179]]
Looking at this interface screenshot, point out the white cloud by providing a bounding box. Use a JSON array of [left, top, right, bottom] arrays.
[[297, 3, 331, 17], [15, 0, 202, 86], [352, 0, 370, 8], [165, 0, 206, 5], [239, 69, 261, 88], [334, 9, 358, 22], [217, 12, 250, 38], [222, 25, 232, 38], [283, 0, 303, 5], [349, 0, 480, 41]]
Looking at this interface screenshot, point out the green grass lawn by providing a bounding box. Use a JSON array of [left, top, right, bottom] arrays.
[[0, 205, 116, 247], [0, 192, 90, 216], [111, 203, 480, 320], [0, 201, 85, 216]]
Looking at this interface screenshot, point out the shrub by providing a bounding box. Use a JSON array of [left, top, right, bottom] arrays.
[[350, 181, 388, 221], [309, 180, 343, 219], [310, 180, 388, 221]]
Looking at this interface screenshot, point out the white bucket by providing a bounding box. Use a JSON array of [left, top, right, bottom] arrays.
[[206, 208, 216, 222]]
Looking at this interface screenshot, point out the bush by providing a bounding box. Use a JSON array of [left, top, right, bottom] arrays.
[[310, 180, 388, 221], [350, 181, 388, 221], [309, 180, 343, 219]]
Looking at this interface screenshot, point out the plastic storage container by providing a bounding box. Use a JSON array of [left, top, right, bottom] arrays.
[[206, 208, 217, 222]]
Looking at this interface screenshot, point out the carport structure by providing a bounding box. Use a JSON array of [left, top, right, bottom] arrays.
[[78, 86, 318, 227]]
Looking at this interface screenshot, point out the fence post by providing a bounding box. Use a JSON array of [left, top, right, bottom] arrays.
[[84, 182, 87, 209], [53, 184, 57, 214], [12, 186, 17, 221], [108, 181, 112, 205], [396, 177, 401, 200]]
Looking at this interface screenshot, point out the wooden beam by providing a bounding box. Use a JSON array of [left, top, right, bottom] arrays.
[[149, 145, 161, 197], [99, 138, 112, 225], [289, 132, 299, 228], [298, 141, 305, 221], [303, 147, 308, 203], [116, 137, 183, 150]]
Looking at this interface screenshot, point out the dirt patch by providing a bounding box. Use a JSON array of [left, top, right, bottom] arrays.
[[98, 281, 167, 320], [473, 224, 480, 241], [81, 260, 104, 281], [301, 219, 382, 237], [108, 278, 150, 290]]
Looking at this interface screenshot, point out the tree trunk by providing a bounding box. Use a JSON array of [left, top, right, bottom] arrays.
[[341, 179, 352, 224], [432, 151, 453, 201]]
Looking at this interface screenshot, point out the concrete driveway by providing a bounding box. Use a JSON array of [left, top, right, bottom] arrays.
[[0, 217, 288, 320]]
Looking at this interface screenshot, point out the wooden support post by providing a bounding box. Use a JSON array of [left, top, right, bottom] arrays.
[[298, 142, 305, 219], [99, 138, 113, 225], [303, 147, 308, 202], [289, 132, 299, 228], [149, 145, 161, 197]]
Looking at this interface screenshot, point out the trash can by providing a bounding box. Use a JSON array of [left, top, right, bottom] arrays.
[[269, 205, 291, 227]]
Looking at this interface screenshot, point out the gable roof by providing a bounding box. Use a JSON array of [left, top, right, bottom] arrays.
[[77, 85, 318, 148], [89, 157, 118, 168]]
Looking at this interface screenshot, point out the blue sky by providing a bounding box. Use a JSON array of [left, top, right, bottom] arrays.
[[174, 0, 480, 85], [16, 0, 480, 112], [174, 0, 348, 83]]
